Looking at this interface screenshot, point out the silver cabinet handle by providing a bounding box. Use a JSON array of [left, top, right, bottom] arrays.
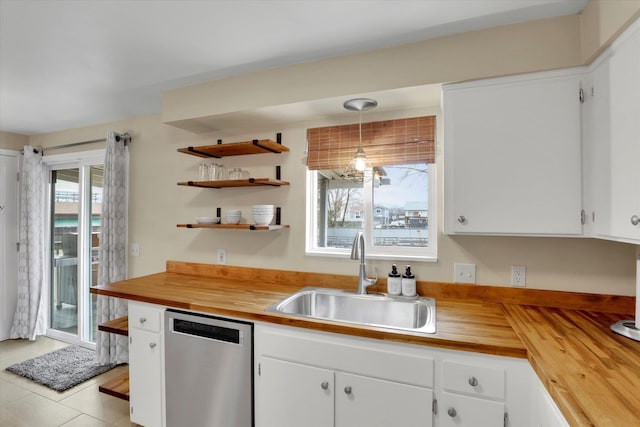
[[321, 381, 329, 390], [457, 215, 466, 224], [468, 376, 478, 387], [448, 407, 457, 418], [631, 215, 640, 226], [139, 317, 147, 324], [149, 342, 157, 349], [344, 386, 352, 395]]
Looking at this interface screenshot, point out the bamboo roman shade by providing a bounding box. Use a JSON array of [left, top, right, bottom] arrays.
[[306, 115, 435, 171]]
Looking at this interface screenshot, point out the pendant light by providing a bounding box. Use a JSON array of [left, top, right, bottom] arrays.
[[343, 98, 377, 180]]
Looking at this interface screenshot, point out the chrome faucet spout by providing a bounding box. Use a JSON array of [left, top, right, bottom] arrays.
[[351, 232, 377, 294]]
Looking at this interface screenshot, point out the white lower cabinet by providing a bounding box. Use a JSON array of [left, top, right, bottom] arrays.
[[335, 372, 433, 427], [255, 324, 434, 427], [531, 377, 570, 427], [255, 324, 541, 427], [259, 357, 334, 427], [438, 392, 504, 427], [128, 301, 165, 427]]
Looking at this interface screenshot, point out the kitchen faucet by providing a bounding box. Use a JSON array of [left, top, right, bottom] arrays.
[[350, 232, 377, 294]]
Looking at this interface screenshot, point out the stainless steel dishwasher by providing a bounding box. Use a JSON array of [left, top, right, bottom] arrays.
[[164, 309, 253, 427]]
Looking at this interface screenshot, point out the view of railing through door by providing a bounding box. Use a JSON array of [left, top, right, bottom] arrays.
[[50, 165, 103, 343]]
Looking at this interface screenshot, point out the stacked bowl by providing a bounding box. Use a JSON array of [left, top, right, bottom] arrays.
[[224, 209, 242, 225], [252, 205, 274, 226]]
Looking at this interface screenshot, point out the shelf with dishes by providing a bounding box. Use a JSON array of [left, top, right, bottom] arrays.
[[178, 206, 288, 231], [177, 224, 290, 231]]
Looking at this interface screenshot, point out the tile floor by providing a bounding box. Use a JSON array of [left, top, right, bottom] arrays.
[[0, 337, 132, 427]]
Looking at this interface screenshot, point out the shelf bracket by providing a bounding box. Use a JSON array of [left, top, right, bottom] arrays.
[[276, 166, 281, 180], [253, 139, 282, 154], [187, 146, 221, 158]]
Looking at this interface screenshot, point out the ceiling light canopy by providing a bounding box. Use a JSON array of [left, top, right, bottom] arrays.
[[344, 98, 377, 180]]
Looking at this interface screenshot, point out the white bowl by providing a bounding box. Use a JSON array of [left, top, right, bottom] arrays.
[[252, 213, 274, 226], [224, 209, 241, 215], [195, 216, 220, 224], [252, 204, 274, 210], [225, 217, 241, 225]]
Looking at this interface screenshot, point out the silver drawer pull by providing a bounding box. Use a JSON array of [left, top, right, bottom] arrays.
[[344, 386, 352, 395], [321, 381, 329, 390], [457, 215, 466, 224], [139, 317, 147, 324], [631, 215, 640, 226], [468, 376, 479, 387], [149, 342, 157, 349], [448, 407, 457, 418]]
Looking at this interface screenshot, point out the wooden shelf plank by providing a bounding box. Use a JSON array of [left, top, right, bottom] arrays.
[[178, 139, 290, 158], [177, 178, 289, 188], [98, 316, 128, 336], [98, 370, 129, 401], [177, 224, 290, 231]]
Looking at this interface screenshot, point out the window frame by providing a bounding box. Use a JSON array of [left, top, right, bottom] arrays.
[[305, 163, 437, 262]]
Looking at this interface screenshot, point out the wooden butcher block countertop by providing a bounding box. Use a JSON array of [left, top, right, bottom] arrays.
[[92, 261, 640, 427]]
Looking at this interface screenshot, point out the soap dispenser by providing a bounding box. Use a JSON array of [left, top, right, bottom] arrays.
[[402, 265, 416, 297], [387, 264, 402, 296]]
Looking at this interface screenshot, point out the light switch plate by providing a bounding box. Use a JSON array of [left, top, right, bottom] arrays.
[[454, 263, 476, 284]]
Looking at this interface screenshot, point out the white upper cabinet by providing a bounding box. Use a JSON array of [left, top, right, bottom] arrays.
[[581, 18, 640, 244], [580, 53, 611, 238], [443, 69, 584, 235], [605, 21, 640, 243]]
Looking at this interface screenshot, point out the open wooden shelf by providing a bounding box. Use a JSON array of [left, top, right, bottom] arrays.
[[97, 316, 130, 402], [177, 138, 289, 158], [177, 224, 290, 231], [97, 316, 128, 336], [177, 178, 289, 188], [99, 371, 130, 401]]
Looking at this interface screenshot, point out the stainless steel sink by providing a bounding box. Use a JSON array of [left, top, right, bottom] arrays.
[[266, 287, 436, 334]]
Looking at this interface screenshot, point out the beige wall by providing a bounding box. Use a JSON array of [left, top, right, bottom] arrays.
[[163, 15, 583, 127], [18, 5, 640, 296], [27, 107, 638, 296], [581, 0, 640, 62], [0, 131, 28, 151]]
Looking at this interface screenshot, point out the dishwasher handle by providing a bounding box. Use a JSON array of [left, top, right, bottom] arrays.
[[170, 317, 244, 345]]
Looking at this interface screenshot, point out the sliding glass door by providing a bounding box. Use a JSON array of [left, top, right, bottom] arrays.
[[49, 160, 103, 345]]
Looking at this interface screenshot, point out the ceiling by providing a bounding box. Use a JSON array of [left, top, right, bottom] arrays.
[[0, 0, 588, 136]]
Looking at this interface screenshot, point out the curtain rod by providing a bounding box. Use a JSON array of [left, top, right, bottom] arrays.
[[21, 132, 132, 155]]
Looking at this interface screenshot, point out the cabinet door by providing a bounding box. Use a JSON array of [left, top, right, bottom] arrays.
[[129, 329, 163, 427], [443, 71, 583, 235], [608, 25, 640, 243], [257, 357, 334, 427], [581, 56, 612, 238], [438, 392, 504, 427], [335, 372, 433, 427], [533, 381, 570, 427]]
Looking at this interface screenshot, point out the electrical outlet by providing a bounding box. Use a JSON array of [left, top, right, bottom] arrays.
[[454, 263, 476, 284], [130, 243, 140, 257], [511, 265, 526, 287], [217, 249, 227, 265]]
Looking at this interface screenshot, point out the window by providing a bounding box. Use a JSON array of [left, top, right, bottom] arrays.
[[306, 116, 437, 261]]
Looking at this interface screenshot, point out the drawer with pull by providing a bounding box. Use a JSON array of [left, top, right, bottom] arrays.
[[442, 360, 505, 400], [129, 302, 162, 333]]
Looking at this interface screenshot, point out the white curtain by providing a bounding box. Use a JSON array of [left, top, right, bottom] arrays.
[[10, 146, 47, 340], [96, 133, 129, 364]]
